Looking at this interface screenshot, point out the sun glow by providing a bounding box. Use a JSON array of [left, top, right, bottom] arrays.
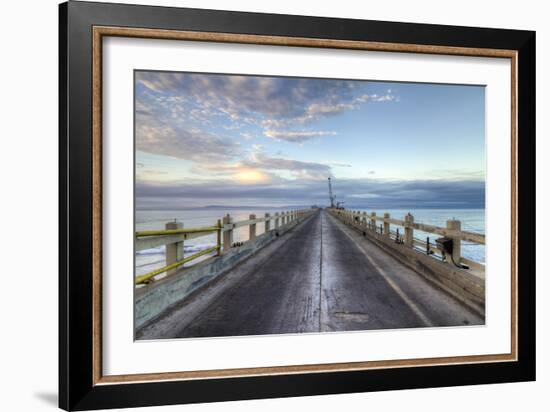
[[234, 169, 269, 184]]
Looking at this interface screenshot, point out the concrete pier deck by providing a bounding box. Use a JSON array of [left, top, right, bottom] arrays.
[[138, 210, 483, 339]]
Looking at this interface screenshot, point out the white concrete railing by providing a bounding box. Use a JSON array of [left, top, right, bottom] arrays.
[[329, 208, 485, 272]]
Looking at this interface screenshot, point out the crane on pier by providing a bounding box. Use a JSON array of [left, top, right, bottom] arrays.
[[328, 177, 336, 208]]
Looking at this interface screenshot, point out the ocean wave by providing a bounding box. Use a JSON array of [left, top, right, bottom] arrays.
[[136, 258, 165, 268], [185, 243, 216, 253], [136, 246, 165, 256], [136, 243, 217, 269], [136, 243, 216, 255]]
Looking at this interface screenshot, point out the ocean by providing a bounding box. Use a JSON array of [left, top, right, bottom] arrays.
[[135, 208, 485, 277], [356, 208, 485, 264]]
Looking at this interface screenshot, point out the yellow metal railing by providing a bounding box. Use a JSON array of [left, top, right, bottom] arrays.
[[136, 226, 218, 237], [135, 223, 222, 285], [135, 245, 221, 285], [135, 209, 314, 285]]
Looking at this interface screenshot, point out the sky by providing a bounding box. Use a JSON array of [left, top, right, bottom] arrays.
[[135, 70, 485, 210]]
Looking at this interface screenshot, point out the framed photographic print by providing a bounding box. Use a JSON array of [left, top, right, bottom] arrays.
[[59, 1, 536, 410]]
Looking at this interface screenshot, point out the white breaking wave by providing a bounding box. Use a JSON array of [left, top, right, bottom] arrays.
[[136, 246, 165, 256], [136, 243, 216, 269]]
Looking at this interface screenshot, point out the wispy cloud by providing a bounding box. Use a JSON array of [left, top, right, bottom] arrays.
[[188, 151, 332, 182], [326, 162, 352, 168], [245, 152, 331, 180], [136, 120, 242, 163], [264, 130, 337, 143], [135, 72, 397, 150], [427, 169, 486, 181]]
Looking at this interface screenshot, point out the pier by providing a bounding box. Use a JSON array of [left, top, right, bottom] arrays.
[[135, 207, 485, 339]]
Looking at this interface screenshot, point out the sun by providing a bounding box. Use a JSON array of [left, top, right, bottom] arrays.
[[234, 169, 269, 184]]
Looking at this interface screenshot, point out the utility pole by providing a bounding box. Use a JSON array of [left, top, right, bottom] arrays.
[[328, 177, 335, 208]]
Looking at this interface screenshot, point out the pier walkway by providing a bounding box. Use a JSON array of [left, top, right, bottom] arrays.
[[137, 210, 483, 339]]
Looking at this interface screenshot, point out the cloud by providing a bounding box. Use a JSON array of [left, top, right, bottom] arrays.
[[135, 71, 397, 146], [190, 151, 332, 181], [306, 102, 355, 116], [264, 130, 337, 143], [136, 119, 242, 163], [327, 162, 352, 168], [136, 72, 361, 121], [427, 169, 485, 181], [355, 93, 396, 103], [136, 177, 485, 210], [349, 193, 381, 199], [245, 153, 331, 179]]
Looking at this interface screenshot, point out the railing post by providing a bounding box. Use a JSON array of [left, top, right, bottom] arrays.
[[165, 220, 183, 276], [265, 213, 271, 232], [383, 212, 390, 236], [216, 219, 222, 256], [362, 212, 367, 228], [249, 214, 257, 240], [370, 212, 377, 231], [223, 214, 233, 252], [275, 212, 280, 229], [446, 219, 462, 266], [404, 213, 414, 247]]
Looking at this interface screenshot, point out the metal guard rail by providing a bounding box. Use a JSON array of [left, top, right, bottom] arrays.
[[135, 245, 221, 285], [136, 226, 219, 237], [135, 209, 313, 285]]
